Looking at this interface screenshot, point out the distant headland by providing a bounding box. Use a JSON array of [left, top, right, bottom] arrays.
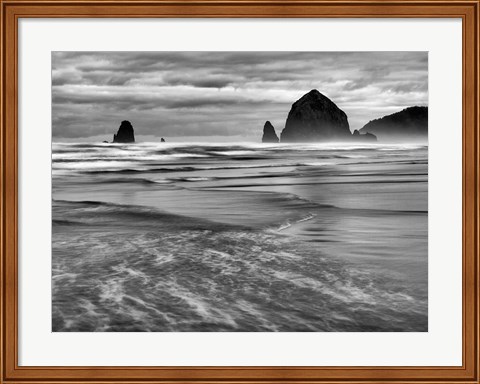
[[359, 106, 428, 141]]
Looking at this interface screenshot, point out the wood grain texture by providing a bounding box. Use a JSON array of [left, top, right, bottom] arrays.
[[1, 1, 479, 383]]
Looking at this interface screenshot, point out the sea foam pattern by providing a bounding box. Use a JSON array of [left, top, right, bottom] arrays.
[[52, 142, 428, 332]]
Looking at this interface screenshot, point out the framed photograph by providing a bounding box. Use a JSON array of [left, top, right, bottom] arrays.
[[1, 0, 478, 383]]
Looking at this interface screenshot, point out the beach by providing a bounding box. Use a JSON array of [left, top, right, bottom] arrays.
[[52, 142, 428, 332]]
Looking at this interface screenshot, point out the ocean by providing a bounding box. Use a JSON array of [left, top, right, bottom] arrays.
[[52, 142, 428, 332]]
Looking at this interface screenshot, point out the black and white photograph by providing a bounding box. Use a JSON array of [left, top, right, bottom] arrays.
[[52, 51, 428, 332]]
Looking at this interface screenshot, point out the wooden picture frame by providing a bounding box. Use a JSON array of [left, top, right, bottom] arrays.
[[1, 1, 478, 382]]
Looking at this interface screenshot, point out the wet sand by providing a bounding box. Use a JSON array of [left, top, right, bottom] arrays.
[[52, 142, 428, 332]]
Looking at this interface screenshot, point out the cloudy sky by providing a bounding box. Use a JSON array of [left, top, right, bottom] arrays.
[[52, 52, 427, 142]]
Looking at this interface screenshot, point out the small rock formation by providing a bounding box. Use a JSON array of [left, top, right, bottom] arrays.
[[359, 106, 428, 141], [353, 129, 377, 141], [280, 90, 351, 142], [102, 140, 109, 143], [262, 121, 279, 143], [113, 120, 135, 143], [161, 138, 166, 142]]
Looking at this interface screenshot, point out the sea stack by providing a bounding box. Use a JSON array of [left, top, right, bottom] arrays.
[[113, 120, 135, 143], [353, 130, 377, 142], [359, 106, 428, 141], [262, 121, 279, 143], [280, 90, 351, 143], [161, 138, 166, 142]]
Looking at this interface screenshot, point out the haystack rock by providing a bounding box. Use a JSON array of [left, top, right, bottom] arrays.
[[262, 121, 279, 143], [113, 120, 135, 143], [280, 90, 351, 142], [161, 138, 166, 142], [359, 106, 428, 141]]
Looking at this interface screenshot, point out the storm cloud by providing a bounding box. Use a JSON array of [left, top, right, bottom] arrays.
[[52, 51, 428, 142]]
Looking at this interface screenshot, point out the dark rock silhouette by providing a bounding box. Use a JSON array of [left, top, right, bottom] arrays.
[[113, 120, 135, 143], [280, 90, 351, 142], [353, 130, 377, 142], [359, 106, 428, 141], [262, 121, 279, 143], [161, 138, 166, 142], [102, 140, 109, 143]]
